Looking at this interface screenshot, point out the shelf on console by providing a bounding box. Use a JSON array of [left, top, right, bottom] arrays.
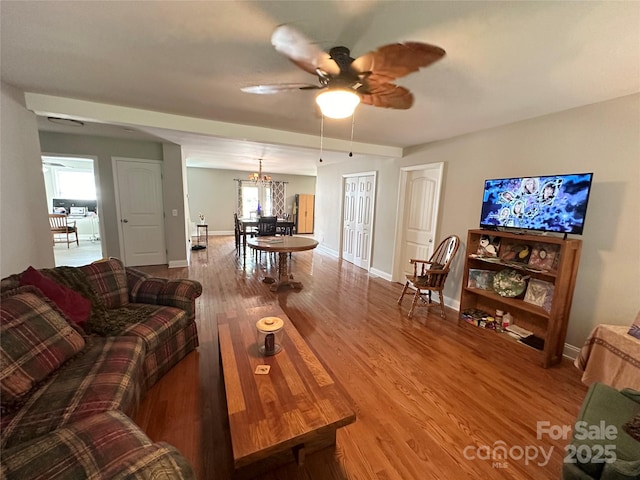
[[468, 255, 558, 279], [463, 287, 551, 318]]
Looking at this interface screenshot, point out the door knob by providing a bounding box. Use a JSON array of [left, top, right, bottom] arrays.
[[122, 219, 129, 223]]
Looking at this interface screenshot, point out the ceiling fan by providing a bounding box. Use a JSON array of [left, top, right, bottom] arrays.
[[242, 25, 446, 118]]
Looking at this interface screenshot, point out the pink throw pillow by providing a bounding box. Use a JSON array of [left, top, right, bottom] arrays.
[[19, 267, 91, 327]]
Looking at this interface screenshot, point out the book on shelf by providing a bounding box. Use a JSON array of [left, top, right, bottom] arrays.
[[467, 269, 495, 290], [506, 324, 533, 338], [523, 279, 554, 312], [518, 334, 545, 351], [528, 243, 560, 271], [461, 308, 499, 329], [461, 308, 488, 320], [499, 242, 532, 265]]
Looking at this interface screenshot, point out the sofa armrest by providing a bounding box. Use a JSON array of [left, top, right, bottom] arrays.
[[1, 411, 196, 480], [126, 268, 202, 321]]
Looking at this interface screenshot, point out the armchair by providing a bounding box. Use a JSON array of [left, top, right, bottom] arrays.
[[397, 235, 460, 318]]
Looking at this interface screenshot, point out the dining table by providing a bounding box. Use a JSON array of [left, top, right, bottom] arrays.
[[247, 236, 319, 291], [238, 217, 295, 259]]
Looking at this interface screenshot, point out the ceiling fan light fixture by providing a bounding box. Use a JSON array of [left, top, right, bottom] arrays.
[[315, 89, 360, 119]]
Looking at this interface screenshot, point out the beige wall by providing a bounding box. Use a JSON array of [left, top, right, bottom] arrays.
[[186, 167, 316, 233], [161, 143, 191, 267], [0, 82, 54, 276], [316, 93, 640, 348]]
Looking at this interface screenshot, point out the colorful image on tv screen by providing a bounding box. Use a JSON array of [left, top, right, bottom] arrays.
[[479, 173, 593, 234]]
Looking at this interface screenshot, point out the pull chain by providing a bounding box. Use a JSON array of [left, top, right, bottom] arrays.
[[319, 114, 324, 163], [349, 111, 356, 157]]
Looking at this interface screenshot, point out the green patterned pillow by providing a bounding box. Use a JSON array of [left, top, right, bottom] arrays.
[[1, 286, 85, 405]]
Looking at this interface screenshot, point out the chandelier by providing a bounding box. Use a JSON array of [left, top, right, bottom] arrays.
[[248, 159, 272, 184]]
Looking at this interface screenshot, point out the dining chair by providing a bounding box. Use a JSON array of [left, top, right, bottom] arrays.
[[233, 213, 241, 253], [255, 216, 278, 263], [49, 213, 79, 248], [257, 216, 278, 237], [397, 235, 460, 318]]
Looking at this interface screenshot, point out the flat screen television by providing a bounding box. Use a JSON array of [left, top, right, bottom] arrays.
[[479, 173, 593, 235]]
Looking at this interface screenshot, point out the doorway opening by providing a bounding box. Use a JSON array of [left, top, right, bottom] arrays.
[[42, 155, 104, 266]]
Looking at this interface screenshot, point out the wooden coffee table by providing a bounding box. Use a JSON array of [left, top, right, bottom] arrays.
[[217, 305, 356, 478]]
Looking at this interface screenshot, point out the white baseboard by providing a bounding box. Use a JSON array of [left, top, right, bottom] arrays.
[[199, 230, 233, 236], [369, 268, 392, 281], [445, 295, 460, 312], [168, 259, 188, 268], [562, 343, 580, 360], [316, 244, 339, 258]]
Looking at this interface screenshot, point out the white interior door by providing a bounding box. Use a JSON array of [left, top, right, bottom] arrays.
[[114, 159, 167, 266], [354, 175, 375, 269], [395, 164, 443, 280], [342, 177, 357, 263]]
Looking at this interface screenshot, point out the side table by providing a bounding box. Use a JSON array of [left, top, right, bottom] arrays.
[[193, 223, 208, 250]]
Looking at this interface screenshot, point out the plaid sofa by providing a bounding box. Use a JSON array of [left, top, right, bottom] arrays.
[[0, 259, 201, 480], [1, 411, 195, 479]]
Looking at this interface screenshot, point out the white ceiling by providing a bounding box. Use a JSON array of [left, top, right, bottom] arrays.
[[2, 1, 639, 176]]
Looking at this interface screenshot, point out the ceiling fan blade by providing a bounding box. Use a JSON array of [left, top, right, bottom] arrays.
[[241, 83, 320, 94], [352, 42, 445, 84], [271, 25, 339, 76], [359, 81, 414, 110]]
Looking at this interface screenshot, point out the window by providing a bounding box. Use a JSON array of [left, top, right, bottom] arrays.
[[237, 180, 286, 218], [43, 156, 96, 200], [55, 170, 96, 199], [240, 182, 271, 217], [241, 184, 259, 218]]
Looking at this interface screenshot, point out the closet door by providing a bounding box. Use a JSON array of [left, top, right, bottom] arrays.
[[342, 178, 358, 263], [354, 175, 374, 269], [341, 173, 376, 270]]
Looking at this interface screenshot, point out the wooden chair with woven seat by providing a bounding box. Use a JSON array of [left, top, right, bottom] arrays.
[[397, 234, 460, 319], [49, 213, 79, 248]]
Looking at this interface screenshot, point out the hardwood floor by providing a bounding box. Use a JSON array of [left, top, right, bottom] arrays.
[[133, 236, 588, 480]]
